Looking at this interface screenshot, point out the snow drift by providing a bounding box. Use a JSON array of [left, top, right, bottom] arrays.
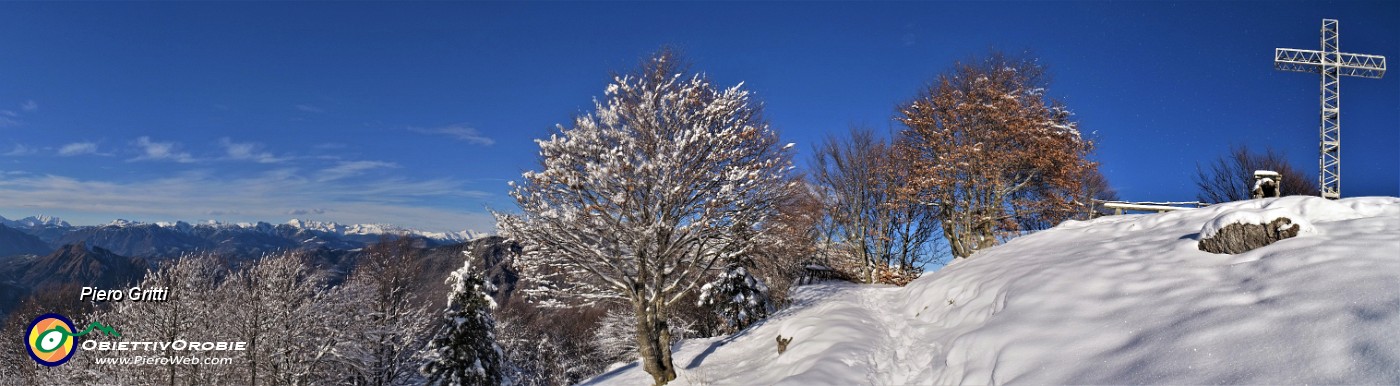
[[585, 196, 1400, 385]]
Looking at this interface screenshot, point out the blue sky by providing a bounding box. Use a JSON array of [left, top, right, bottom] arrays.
[[1, 1, 1396, 232]]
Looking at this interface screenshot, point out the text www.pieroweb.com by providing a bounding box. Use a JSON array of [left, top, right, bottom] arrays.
[[93, 356, 234, 366]]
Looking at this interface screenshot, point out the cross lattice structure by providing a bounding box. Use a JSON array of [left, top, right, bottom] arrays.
[[1274, 19, 1386, 199]]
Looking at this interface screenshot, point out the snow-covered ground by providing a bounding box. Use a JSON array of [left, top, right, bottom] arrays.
[[585, 196, 1400, 385]]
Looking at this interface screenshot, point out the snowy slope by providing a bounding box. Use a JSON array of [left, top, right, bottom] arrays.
[[585, 196, 1400, 385]]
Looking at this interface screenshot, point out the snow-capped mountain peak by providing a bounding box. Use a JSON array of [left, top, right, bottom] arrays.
[[85, 216, 477, 240], [282, 218, 480, 242], [0, 214, 72, 228], [1, 212, 482, 248], [153, 220, 195, 233], [106, 219, 141, 227]]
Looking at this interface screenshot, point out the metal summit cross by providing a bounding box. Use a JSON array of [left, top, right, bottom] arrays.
[[1274, 19, 1386, 199]]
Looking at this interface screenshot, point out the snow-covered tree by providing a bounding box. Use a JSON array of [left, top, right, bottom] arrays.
[[698, 261, 773, 333], [496, 49, 792, 385], [218, 251, 337, 385], [896, 51, 1095, 259], [90, 253, 223, 384], [493, 295, 618, 386], [14, 246, 448, 386], [421, 259, 503, 386], [591, 308, 639, 366], [330, 238, 433, 385]]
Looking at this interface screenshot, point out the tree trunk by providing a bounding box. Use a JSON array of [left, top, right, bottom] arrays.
[[945, 205, 1001, 259], [973, 215, 998, 253], [944, 206, 975, 259], [633, 300, 677, 385], [945, 223, 971, 259]]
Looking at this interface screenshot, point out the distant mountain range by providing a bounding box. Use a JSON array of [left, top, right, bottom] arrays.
[[0, 213, 509, 324], [0, 242, 149, 319], [0, 214, 483, 259], [0, 224, 51, 257], [0, 233, 522, 328], [0, 215, 71, 229]]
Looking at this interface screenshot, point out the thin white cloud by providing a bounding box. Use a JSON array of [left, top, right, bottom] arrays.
[[318, 160, 397, 182], [286, 208, 327, 215], [409, 124, 495, 146], [219, 138, 286, 163], [0, 101, 37, 127], [58, 142, 100, 156], [295, 104, 325, 113], [130, 136, 195, 163], [0, 171, 496, 232], [3, 144, 36, 156]]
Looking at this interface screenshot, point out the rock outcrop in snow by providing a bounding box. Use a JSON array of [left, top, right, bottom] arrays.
[[1197, 217, 1302, 254], [586, 196, 1400, 385]]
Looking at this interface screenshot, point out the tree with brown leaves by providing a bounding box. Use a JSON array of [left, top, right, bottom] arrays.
[[895, 52, 1094, 259], [812, 127, 937, 283]]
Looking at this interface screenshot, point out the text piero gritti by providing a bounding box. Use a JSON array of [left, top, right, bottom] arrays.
[[79, 286, 171, 302]]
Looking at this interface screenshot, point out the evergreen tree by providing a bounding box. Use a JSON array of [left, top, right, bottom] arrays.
[[698, 260, 774, 333], [421, 260, 503, 386]]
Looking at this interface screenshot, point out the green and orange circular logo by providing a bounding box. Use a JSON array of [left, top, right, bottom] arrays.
[[26, 313, 78, 367]]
